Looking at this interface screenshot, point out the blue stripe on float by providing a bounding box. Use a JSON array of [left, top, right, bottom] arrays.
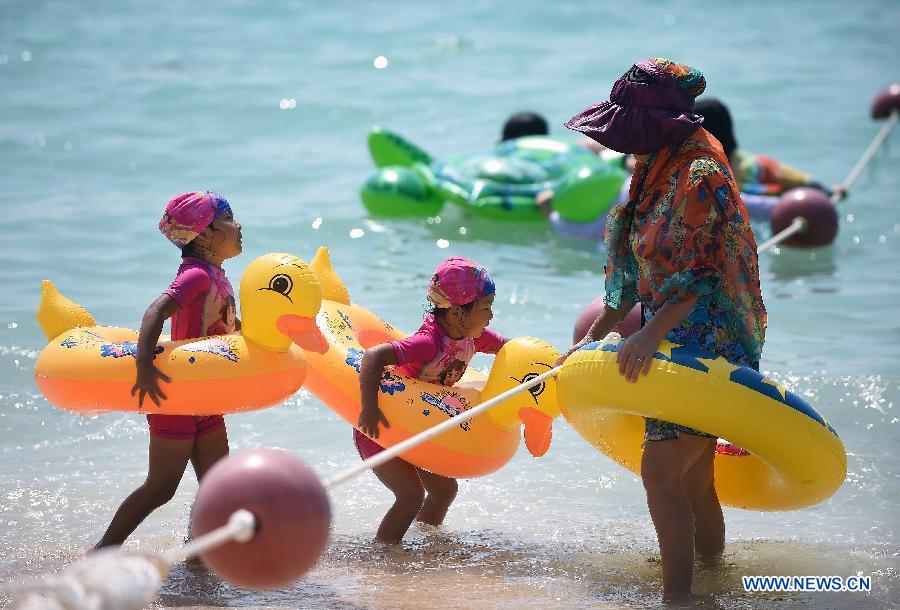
[[593, 340, 714, 373], [729, 367, 838, 437], [574, 339, 838, 438], [662, 344, 715, 373], [578, 340, 634, 355], [576, 340, 604, 351], [577, 340, 706, 371]]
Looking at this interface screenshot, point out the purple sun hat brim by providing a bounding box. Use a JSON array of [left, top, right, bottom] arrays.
[[565, 59, 705, 155]]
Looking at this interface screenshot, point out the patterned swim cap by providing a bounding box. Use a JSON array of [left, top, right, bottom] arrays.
[[159, 191, 231, 248], [427, 257, 495, 308]]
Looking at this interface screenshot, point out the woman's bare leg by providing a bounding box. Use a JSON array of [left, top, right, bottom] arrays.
[[683, 438, 724, 561], [641, 433, 711, 598]]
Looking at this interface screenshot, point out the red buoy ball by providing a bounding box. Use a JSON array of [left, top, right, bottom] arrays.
[[573, 298, 641, 344], [769, 187, 838, 248], [190, 449, 331, 590], [871, 83, 900, 119]]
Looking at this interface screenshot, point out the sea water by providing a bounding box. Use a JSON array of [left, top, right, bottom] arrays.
[[1, 1, 898, 608]]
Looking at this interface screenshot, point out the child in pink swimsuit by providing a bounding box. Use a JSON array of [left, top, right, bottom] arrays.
[[93, 191, 242, 549], [357, 257, 506, 542]]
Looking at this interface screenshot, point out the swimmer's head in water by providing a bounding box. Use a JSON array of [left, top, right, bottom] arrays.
[[694, 97, 738, 158], [501, 112, 549, 141]]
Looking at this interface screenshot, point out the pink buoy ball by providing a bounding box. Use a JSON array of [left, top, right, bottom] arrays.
[[573, 298, 641, 343], [770, 187, 838, 248], [871, 83, 900, 119], [190, 449, 331, 590]]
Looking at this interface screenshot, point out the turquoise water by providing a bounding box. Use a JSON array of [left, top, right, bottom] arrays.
[[2, 1, 899, 608]]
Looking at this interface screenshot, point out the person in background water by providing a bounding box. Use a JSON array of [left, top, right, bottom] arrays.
[[356, 257, 505, 543], [498, 111, 627, 241], [695, 97, 846, 201], [500, 111, 549, 142], [558, 58, 767, 598], [93, 191, 242, 549]]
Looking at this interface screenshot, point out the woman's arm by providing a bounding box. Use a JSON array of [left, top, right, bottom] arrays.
[[617, 295, 696, 382], [358, 343, 399, 438], [556, 298, 635, 366], [132, 294, 181, 407]]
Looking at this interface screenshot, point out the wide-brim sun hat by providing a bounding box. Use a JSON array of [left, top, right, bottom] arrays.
[[565, 58, 707, 155]]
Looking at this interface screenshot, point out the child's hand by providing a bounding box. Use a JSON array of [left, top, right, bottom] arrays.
[[358, 405, 390, 439], [616, 328, 660, 382], [131, 359, 171, 408]]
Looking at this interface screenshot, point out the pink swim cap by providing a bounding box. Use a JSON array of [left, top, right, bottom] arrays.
[[159, 191, 231, 248], [427, 257, 495, 308]]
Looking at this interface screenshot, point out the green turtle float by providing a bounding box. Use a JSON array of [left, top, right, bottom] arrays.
[[361, 127, 628, 222]]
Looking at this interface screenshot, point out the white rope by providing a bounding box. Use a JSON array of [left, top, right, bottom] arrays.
[[758, 108, 898, 254], [838, 108, 898, 195], [324, 365, 561, 489], [163, 508, 256, 564], [6, 549, 168, 610], [756, 216, 807, 254], [5, 510, 256, 610]]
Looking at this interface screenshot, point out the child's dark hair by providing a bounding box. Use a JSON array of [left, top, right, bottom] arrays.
[[180, 219, 224, 257], [429, 300, 477, 318], [219, 294, 236, 321], [181, 240, 200, 258]]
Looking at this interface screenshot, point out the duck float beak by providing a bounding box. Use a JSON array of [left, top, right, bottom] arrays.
[[276, 315, 328, 354], [519, 407, 553, 457]]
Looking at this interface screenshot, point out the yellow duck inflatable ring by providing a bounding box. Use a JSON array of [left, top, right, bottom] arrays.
[[303, 247, 561, 479], [34, 253, 327, 415]]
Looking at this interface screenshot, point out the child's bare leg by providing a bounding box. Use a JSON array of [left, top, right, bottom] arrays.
[[683, 439, 724, 561], [185, 427, 229, 544], [94, 437, 194, 548], [641, 433, 710, 598], [371, 458, 425, 542], [415, 469, 458, 526], [190, 427, 229, 481]]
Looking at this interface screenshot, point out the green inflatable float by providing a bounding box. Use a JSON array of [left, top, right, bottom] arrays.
[[361, 127, 628, 222]]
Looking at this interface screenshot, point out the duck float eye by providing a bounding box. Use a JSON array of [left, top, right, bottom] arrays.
[[269, 274, 293, 296], [520, 372, 545, 400]]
